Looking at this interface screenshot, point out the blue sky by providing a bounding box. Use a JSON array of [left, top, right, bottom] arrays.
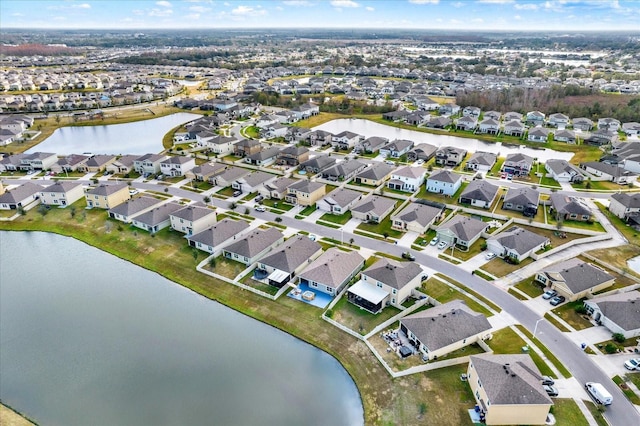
[[1, 1, 639, 31]]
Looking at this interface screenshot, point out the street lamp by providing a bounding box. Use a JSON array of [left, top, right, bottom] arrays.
[[341, 229, 344, 245], [533, 318, 544, 339]]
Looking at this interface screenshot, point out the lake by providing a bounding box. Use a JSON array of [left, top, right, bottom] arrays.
[[27, 113, 200, 156], [0, 231, 363, 426], [314, 119, 573, 162]]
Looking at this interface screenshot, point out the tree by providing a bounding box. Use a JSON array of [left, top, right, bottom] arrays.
[[203, 196, 211, 204], [69, 205, 77, 218], [208, 257, 216, 268], [612, 333, 625, 343], [244, 207, 250, 215], [229, 202, 237, 211], [192, 248, 199, 262], [349, 237, 355, 246]]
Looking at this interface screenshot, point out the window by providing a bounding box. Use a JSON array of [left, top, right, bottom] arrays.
[[392, 289, 397, 294], [326, 286, 332, 292]]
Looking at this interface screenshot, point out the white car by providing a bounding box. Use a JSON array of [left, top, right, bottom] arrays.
[[437, 241, 448, 250], [129, 189, 139, 195], [254, 205, 266, 212], [624, 358, 640, 371], [485, 252, 496, 260], [429, 237, 439, 246], [416, 159, 425, 165]]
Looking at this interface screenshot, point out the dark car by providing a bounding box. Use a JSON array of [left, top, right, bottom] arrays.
[[543, 385, 558, 397], [401, 252, 415, 261], [542, 376, 555, 386], [550, 295, 566, 306]]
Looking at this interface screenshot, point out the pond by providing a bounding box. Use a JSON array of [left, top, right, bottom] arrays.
[[314, 119, 573, 162], [627, 255, 640, 274], [27, 113, 200, 156], [0, 231, 363, 426]]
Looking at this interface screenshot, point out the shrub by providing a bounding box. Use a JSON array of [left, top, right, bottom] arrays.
[[575, 305, 588, 315], [325, 309, 333, 318], [612, 333, 625, 343], [604, 343, 618, 354]]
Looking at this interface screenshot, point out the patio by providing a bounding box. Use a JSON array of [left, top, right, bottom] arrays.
[[287, 282, 333, 309]]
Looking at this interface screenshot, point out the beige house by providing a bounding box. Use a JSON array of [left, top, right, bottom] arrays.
[[467, 354, 553, 425], [40, 181, 84, 207], [169, 202, 217, 235], [85, 183, 130, 209], [391, 202, 443, 234], [535, 258, 615, 301], [353, 162, 395, 186], [285, 180, 326, 206]]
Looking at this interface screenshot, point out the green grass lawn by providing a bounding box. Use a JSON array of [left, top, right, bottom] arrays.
[[433, 274, 502, 313], [551, 300, 593, 331], [415, 181, 468, 204], [593, 202, 640, 248], [422, 278, 492, 317], [515, 325, 572, 378], [551, 398, 590, 426], [583, 401, 609, 426], [539, 175, 562, 188], [450, 238, 486, 262], [487, 327, 556, 378], [482, 257, 534, 278], [329, 295, 401, 335], [261, 198, 294, 211], [205, 255, 247, 279], [356, 215, 405, 239], [627, 372, 640, 391], [319, 210, 352, 225], [507, 287, 529, 301], [572, 180, 627, 191], [612, 375, 640, 405], [216, 186, 236, 197], [543, 313, 572, 332], [298, 204, 317, 216], [239, 272, 280, 296]]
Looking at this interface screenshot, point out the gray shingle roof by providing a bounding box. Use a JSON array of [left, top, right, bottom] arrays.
[[488, 226, 549, 256], [44, 181, 83, 194], [301, 155, 336, 171], [428, 169, 462, 184], [134, 201, 183, 227], [438, 215, 486, 242], [543, 259, 614, 294], [469, 354, 553, 406], [298, 247, 364, 289], [466, 152, 497, 167], [356, 162, 395, 180], [363, 258, 423, 290], [288, 179, 324, 194], [259, 235, 322, 274], [223, 227, 284, 259], [611, 192, 640, 209], [351, 195, 396, 216], [187, 218, 250, 248], [321, 187, 362, 208], [86, 183, 128, 197], [240, 171, 275, 187], [394, 203, 442, 228], [108, 195, 164, 217], [549, 194, 591, 217], [459, 180, 499, 203], [401, 300, 491, 351], [170, 202, 215, 222], [393, 166, 425, 179], [587, 291, 640, 332], [247, 146, 281, 161], [503, 187, 540, 206], [265, 177, 297, 193], [323, 159, 366, 178], [0, 182, 42, 204], [546, 159, 581, 176], [583, 162, 636, 179]]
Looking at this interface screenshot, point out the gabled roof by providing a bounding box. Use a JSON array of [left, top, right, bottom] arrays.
[[504, 153, 533, 165], [401, 300, 491, 351], [217, 166, 250, 182], [298, 247, 364, 289], [583, 161, 636, 179], [381, 139, 413, 152], [321, 187, 362, 208], [240, 171, 275, 187], [437, 215, 486, 242], [85, 155, 116, 167], [223, 227, 284, 259], [322, 159, 366, 177], [259, 235, 322, 274], [351, 195, 396, 216], [288, 179, 325, 194], [0, 182, 42, 204], [134, 201, 183, 227], [611, 192, 640, 209], [191, 161, 227, 177], [459, 180, 499, 203], [549, 194, 591, 216], [488, 226, 549, 256], [542, 258, 614, 294], [503, 187, 539, 206], [265, 176, 297, 193], [247, 146, 281, 161], [187, 218, 250, 248], [466, 152, 497, 167], [356, 162, 395, 180], [86, 182, 128, 196], [43, 181, 83, 194], [393, 202, 442, 227], [546, 159, 581, 177], [586, 291, 640, 332], [363, 258, 423, 290], [301, 155, 336, 170], [428, 169, 462, 184], [469, 354, 553, 406], [170, 202, 215, 222], [393, 166, 425, 179], [108, 195, 164, 217]]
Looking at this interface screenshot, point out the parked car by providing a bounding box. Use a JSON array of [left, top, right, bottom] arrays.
[[549, 295, 566, 306], [254, 205, 266, 212], [129, 189, 139, 196], [485, 252, 496, 260], [402, 251, 416, 261], [542, 290, 558, 300], [429, 237, 439, 246], [255, 195, 264, 203], [585, 382, 613, 405], [543, 385, 558, 397], [437, 241, 448, 250], [233, 190, 242, 197], [308, 234, 317, 241], [541, 376, 555, 386], [624, 358, 640, 371], [416, 159, 425, 165]]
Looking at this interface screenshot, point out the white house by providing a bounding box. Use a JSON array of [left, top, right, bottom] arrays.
[[387, 166, 426, 193], [426, 169, 463, 196], [160, 156, 196, 177]]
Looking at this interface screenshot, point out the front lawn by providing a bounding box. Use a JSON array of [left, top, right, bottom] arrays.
[[551, 300, 594, 331], [612, 375, 640, 405], [450, 238, 486, 262], [551, 398, 590, 426], [298, 204, 317, 216], [261, 198, 294, 211], [216, 186, 236, 197], [356, 215, 405, 239], [422, 278, 492, 317], [593, 202, 640, 247], [515, 325, 572, 378], [481, 257, 534, 278], [328, 295, 401, 336], [486, 327, 555, 378]]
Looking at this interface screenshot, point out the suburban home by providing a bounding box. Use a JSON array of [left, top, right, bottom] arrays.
[[622, 122, 640, 137], [0, 182, 41, 210], [535, 258, 615, 301], [402, 300, 491, 360], [484, 111, 502, 121], [233, 171, 276, 194], [256, 235, 323, 288], [387, 166, 427, 192], [331, 131, 362, 150], [462, 106, 481, 118], [467, 354, 553, 426], [525, 110, 546, 126], [185, 161, 226, 182], [379, 139, 414, 159], [286, 180, 326, 206], [18, 152, 58, 171], [0, 154, 25, 172], [486, 226, 549, 262], [245, 146, 281, 166], [276, 146, 310, 167], [160, 156, 196, 177], [456, 116, 478, 131], [255, 114, 278, 128], [170, 202, 217, 235], [383, 110, 411, 122], [358, 136, 389, 154], [39, 181, 84, 207], [584, 291, 640, 339], [458, 180, 499, 209], [106, 155, 138, 175], [392, 202, 444, 234], [465, 152, 497, 173], [300, 155, 336, 174], [351, 195, 396, 223], [52, 154, 90, 174], [503, 120, 525, 137], [426, 169, 463, 196], [502, 153, 533, 177], [609, 192, 640, 219], [261, 123, 288, 139], [233, 139, 262, 157], [187, 218, 250, 255], [477, 118, 500, 135], [553, 129, 577, 144], [132, 201, 183, 234], [210, 166, 250, 187], [585, 129, 618, 146], [406, 143, 437, 162], [285, 127, 313, 143], [435, 146, 467, 167], [405, 111, 430, 126], [549, 193, 592, 222], [436, 215, 487, 248], [527, 127, 549, 143], [598, 117, 621, 132], [316, 187, 363, 214], [77, 155, 117, 173], [203, 136, 238, 156], [297, 247, 365, 296], [504, 111, 523, 122], [321, 160, 367, 182], [353, 162, 395, 186], [502, 187, 539, 217], [108, 196, 165, 223], [308, 129, 333, 147], [85, 183, 130, 209], [548, 113, 570, 128], [347, 258, 423, 313], [544, 159, 583, 183], [573, 117, 593, 131], [581, 161, 637, 185], [134, 153, 167, 176], [425, 116, 451, 129], [260, 176, 297, 200], [222, 227, 285, 266], [439, 103, 460, 116]]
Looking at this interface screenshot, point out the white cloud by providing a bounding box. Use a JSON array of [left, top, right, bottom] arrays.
[[514, 14, 522, 19], [189, 5, 210, 13], [185, 13, 201, 19], [276, 6, 284, 11], [409, 0, 439, 4], [11, 12, 24, 16], [514, 3, 539, 10], [282, 0, 313, 5], [149, 8, 173, 17], [231, 5, 267, 16], [471, 18, 484, 23], [452, 2, 464, 7], [366, 6, 374, 11], [75, 3, 91, 9], [156, 1, 172, 7], [330, 0, 360, 8]]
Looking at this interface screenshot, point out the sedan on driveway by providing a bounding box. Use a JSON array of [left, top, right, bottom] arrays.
[[543, 385, 559, 397], [437, 241, 448, 250], [542, 290, 558, 300], [549, 295, 566, 306], [624, 358, 640, 371]]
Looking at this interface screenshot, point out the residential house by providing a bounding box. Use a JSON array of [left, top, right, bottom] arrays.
[[204, 136, 238, 156], [260, 176, 297, 200], [222, 227, 285, 266], [525, 110, 546, 126], [379, 139, 414, 159], [436, 215, 487, 248], [185, 161, 226, 182], [19, 152, 57, 171], [39, 181, 84, 207], [316, 187, 363, 214], [297, 247, 365, 296], [484, 111, 502, 121], [458, 180, 499, 209], [439, 103, 460, 116], [134, 153, 167, 176], [573, 117, 593, 131], [211, 166, 251, 187], [77, 155, 117, 173], [85, 183, 130, 209], [387, 166, 426, 192], [353, 162, 395, 186], [503, 120, 525, 137], [502, 153, 533, 177], [132, 201, 183, 234], [467, 354, 553, 426], [549, 194, 592, 222], [598, 117, 621, 132], [392, 202, 444, 234], [502, 187, 539, 217], [285, 127, 313, 144], [456, 116, 478, 131], [261, 124, 288, 139], [504, 111, 523, 122], [425, 116, 451, 129], [300, 155, 336, 174], [232, 171, 276, 194], [465, 152, 497, 173], [50, 154, 90, 174], [478, 118, 500, 135], [0, 154, 25, 172], [233, 139, 262, 157], [462, 106, 481, 118], [160, 156, 195, 177], [402, 300, 491, 360], [407, 143, 437, 162], [255, 114, 278, 129], [548, 113, 570, 129], [351, 195, 396, 223], [321, 160, 367, 182], [348, 258, 423, 313], [405, 111, 430, 126], [535, 258, 615, 301], [256, 235, 323, 288], [527, 127, 549, 143], [545, 159, 583, 183], [286, 180, 326, 206], [622, 122, 640, 137], [276, 145, 310, 167], [553, 129, 577, 144], [106, 155, 138, 175], [331, 131, 362, 150], [486, 226, 549, 262], [584, 291, 640, 339], [170, 202, 217, 235], [0, 182, 41, 210], [107, 196, 165, 223], [245, 146, 280, 166], [187, 218, 250, 255], [426, 169, 463, 196], [609, 192, 640, 219], [435, 146, 467, 167], [308, 129, 333, 147], [585, 129, 617, 146], [358, 136, 389, 154]]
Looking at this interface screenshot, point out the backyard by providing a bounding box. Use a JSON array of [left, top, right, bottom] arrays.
[[328, 295, 402, 336]]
